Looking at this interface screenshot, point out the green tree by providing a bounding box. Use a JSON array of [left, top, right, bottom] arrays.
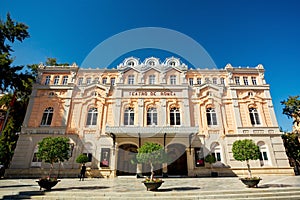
[[281, 96, 300, 125], [0, 13, 30, 92], [36, 137, 71, 177], [282, 132, 300, 174], [76, 154, 89, 164], [136, 142, 167, 181], [45, 57, 69, 66], [232, 139, 260, 178]]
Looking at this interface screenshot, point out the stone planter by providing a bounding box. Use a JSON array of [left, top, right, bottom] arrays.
[[36, 179, 60, 190], [240, 178, 261, 188], [142, 181, 164, 191]]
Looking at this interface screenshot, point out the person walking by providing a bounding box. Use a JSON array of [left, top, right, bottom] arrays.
[[79, 163, 86, 181]]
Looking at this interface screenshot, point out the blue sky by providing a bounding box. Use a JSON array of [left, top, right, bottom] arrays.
[[1, 0, 299, 131]]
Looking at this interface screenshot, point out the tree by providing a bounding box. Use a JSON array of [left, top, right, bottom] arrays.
[[36, 137, 71, 177], [76, 154, 89, 164], [0, 13, 30, 93], [232, 139, 260, 178], [45, 57, 69, 66], [281, 96, 300, 126], [282, 132, 300, 174], [136, 142, 167, 181]]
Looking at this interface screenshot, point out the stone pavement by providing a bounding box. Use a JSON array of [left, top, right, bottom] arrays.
[[1, 175, 300, 199]]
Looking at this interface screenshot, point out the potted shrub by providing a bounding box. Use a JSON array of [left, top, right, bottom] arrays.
[[232, 139, 261, 187], [36, 137, 71, 190], [204, 154, 217, 177], [136, 142, 167, 191], [76, 154, 89, 180]]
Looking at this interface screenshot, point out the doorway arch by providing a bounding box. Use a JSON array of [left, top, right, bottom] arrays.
[[117, 144, 138, 176], [167, 143, 187, 176]]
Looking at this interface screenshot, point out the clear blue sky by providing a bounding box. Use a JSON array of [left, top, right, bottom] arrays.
[[1, 0, 299, 131]]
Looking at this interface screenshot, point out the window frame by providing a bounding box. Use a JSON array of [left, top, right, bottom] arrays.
[[170, 75, 177, 85], [128, 75, 135, 84], [86, 108, 98, 126], [149, 75, 156, 85], [249, 108, 261, 125], [124, 107, 134, 125], [170, 107, 180, 125], [147, 107, 158, 125], [40, 107, 54, 126], [206, 108, 217, 126], [62, 76, 68, 85], [53, 76, 60, 85], [45, 75, 51, 85]]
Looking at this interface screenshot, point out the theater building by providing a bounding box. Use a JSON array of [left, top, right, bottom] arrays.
[[6, 57, 293, 178]]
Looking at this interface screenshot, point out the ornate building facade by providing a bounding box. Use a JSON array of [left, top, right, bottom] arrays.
[[6, 57, 293, 178]]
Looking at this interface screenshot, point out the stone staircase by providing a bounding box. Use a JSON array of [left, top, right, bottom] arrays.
[[4, 187, 300, 199]]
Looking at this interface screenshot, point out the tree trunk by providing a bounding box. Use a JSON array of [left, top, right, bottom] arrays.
[[246, 160, 252, 178], [49, 163, 53, 178], [150, 163, 154, 180]]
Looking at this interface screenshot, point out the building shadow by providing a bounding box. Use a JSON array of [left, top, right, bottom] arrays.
[[156, 186, 201, 192]]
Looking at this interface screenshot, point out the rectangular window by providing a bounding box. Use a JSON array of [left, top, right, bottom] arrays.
[[170, 75, 176, 85], [194, 147, 204, 167], [197, 78, 201, 85], [62, 76, 68, 85], [86, 78, 91, 85], [212, 152, 221, 162], [45, 76, 51, 85], [128, 75, 134, 84], [111, 78, 115, 86], [243, 77, 248, 85], [102, 77, 107, 84], [234, 77, 240, 85], [205, 77, 210, 83], [53, 76, 60, 85], [189, 78, 194, 86], [149, 75, 156, 84], [212, 78, 217, 84], [78, 78, 83, 85], [220, 78, 225, 85], [251, 77, 257, 85]]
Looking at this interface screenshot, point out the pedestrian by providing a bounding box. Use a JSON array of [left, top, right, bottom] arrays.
[[79, 163, 86, 181]]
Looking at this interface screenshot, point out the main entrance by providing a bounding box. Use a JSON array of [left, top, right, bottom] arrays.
[[167, 143, 188, 176], [117, 144, 138, 176]]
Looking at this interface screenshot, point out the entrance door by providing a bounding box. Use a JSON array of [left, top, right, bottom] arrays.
[[167, 143, 187, 176], [117, 144, 138, 176]]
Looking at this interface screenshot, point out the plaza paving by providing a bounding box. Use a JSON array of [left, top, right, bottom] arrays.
[[1, 175, 300, 199]]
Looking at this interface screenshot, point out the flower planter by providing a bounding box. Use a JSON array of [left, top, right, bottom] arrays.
[[240, 178, 261, 188], [142, 181, 164, 191], [36, 179, 60, 190]]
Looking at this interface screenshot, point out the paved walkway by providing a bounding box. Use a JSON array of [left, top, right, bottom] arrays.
[[1, 175, 300, 199]]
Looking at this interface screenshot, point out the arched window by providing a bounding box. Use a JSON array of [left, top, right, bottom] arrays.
[[124, 107, 134, 125], [147, 107, 157, 125], [86, 108, 98, 126], [211, 142, 222, 161], [206, 108, 217, 126], [170, 107, 180, 125], [258, 142, 269, 166], [249, 108, 261, 125], [40, 107, 53, 126]]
